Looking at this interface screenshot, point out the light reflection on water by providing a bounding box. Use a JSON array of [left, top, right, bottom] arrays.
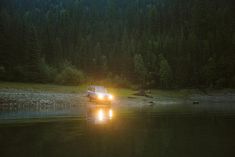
[[0, 109, 235, 157], [86, 105, 114, 124], [1, 101, 235, 120]]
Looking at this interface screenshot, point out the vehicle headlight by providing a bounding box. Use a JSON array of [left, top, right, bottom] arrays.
[[108, 94, 113, 100], [97, 93, 104, 100], [109, 109, 113, 119], [98, 109, 104, 121]]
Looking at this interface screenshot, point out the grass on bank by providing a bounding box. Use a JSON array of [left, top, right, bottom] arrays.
[[0, 81, 87, 93], [0, 81, 134, 97]]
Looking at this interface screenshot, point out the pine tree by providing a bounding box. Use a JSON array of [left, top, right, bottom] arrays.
[[0, 19, 6, 80], [26, 26, 41, 82], [201, 56, 217, 87], [100, 55, 108, 77], [159, 54, 173, 88], [0, 10, 10, 79], [134, 53, 148, 88]]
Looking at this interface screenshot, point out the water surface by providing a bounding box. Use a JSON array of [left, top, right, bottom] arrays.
[[0, 107, 235, 157]]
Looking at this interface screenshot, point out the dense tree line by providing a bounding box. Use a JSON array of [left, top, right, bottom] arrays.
[[0, 0, 234, 88]]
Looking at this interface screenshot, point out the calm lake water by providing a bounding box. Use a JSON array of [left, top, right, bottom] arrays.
[[0, 106, 235, 157]]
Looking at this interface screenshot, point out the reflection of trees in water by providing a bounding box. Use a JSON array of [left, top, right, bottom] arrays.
[[0, 99, 83, 119], [0, 90, 84, 118], [0, 100, 73, 112]]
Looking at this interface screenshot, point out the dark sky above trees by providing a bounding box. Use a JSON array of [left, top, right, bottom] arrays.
[[0, 0, 234, 88]]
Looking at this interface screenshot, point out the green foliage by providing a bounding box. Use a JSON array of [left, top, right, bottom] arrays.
[[0, 66, 6, 80], [55, 65, 85, 85], [229, 76, 235, 88], [11, 66, 27, 82], [38, 58, 57, 83], [25, 26, 41, 82], [105, 74, 131, 88], [201, 57, 217, 87], [159, 54, 173, 89], [134, 54, 148, 88], [100, 55, 108, 76], [0, 0, 234, 88], [113, 75, 130, 88]]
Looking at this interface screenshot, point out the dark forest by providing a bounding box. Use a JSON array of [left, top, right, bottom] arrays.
[[0, 0, 234, 89]]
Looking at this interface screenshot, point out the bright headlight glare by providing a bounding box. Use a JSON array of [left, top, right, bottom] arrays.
[[109, 109, 113, 118], [108, 95, 113, 100], [97, 93, 104, 100], [98, 109, 104, 121]]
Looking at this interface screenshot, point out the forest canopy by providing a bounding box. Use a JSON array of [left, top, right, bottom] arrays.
[[0, 0, 234, 88]]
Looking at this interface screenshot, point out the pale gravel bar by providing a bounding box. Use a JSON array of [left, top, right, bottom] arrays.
[[1, 88, 235, 120]]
